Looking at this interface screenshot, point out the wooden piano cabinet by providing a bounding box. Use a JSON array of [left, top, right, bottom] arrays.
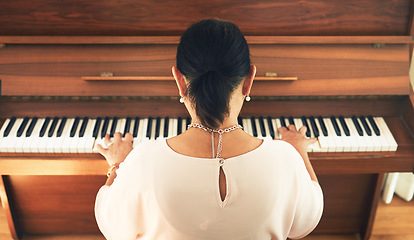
[[312, 174, 385, 240], [0, 95, 413, 239], [0, 43, 410, 97], [0, 175, 106, 237]]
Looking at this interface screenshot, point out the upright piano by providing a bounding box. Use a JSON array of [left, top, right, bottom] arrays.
[[0, 0, 413, 239]]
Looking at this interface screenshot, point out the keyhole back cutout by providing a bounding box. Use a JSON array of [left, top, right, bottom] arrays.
[[219, 166, 227, 202]]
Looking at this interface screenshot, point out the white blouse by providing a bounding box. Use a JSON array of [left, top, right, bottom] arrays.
[[95, 139, 323, 240]]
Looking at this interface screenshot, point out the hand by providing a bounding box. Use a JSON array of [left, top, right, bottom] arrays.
[[97, 132, 134, 166], [278, 125, 317, 154]]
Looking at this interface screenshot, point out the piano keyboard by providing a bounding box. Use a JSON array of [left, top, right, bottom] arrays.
[[0, 116, 398, 153]]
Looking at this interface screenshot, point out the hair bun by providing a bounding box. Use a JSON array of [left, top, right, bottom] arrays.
[[176, 19, 250, 128]]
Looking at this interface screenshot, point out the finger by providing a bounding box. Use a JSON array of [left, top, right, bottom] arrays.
[[309, 137, 318, 144], [96, 144, 107, 156], [124, 132, 133, 142], [287, 125, 296, 131], [278, 126, 288, 134], [299, 126, 307, 135], [113, 132, 122, 142], [104, 133, 111, 146]]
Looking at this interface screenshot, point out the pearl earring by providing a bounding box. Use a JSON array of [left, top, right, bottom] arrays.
[[245, 95, 251, 102], [179, 97, 184, 103]]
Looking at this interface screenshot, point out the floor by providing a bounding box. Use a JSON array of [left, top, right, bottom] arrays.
[[1, 196, 413, 240]]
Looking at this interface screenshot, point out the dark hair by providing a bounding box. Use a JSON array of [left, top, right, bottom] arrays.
[[176, 19, 250, 129]]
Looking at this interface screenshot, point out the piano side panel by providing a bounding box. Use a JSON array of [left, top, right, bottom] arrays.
[[313, 174, 379, 234], [0, 44, 410, 96]]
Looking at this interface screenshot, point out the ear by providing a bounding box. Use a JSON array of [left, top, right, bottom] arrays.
[[242, 65, 256, 96], [172, 66, 187, 97]]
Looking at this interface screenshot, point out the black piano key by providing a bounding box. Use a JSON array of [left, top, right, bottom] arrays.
[[359, 116, 372, 136], [92, 117, 102, 139], [101, 117, 110, 138], [267, 117, 275, 139], [351, 116, 363, 136], [39, 117, 51, 137], [250, 117, 258, 137], [56, 117, 67, 137], [317, 116, 328, 137], [4, 117, 16, 137], [123, 117, 131, 137], [110, 117, 118, 138], [288, 117, 295, 126], [70, 117, 80, 137], [177, 117, 183, 135], [154, 117, 161, 139], [164, 117, 169, 138], [301, 117, 311, 138], [330, 116, 341, 136], [26, 117, 38, 137], [367, 116, 380, 136], [308, 116, 319, 138], [280, 116, 287, 128], [186, 117, 191, 130], [238, 117, 243, 127], [79, 117, 89, 137], [258, 117, 266, 137], [16, 117, 30, 137], [132, 117, 140, 138], [338, 116, 350, 136], [146, 117, 153, 139], [48, 117, 59, 137]]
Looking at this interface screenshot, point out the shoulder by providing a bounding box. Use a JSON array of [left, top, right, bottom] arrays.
[[117, 140, 166, 174], [259, 139, 302, 159]]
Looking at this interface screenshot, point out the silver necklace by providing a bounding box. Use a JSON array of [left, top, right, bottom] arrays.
[[187, 123, 243, 163]]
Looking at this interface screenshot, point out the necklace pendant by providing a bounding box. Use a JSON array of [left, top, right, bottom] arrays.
[[219, 158, 225, 166]]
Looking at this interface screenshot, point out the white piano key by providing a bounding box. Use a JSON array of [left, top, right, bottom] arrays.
[[46, 118, 61, 153], [14, 117, 31, 153], [243, 118, 253, 136], [262, 117, 273, 140], [136, 118, 148, 146], [323, 118, 343, 152], [23, 117, 42, 152], [367, 117, 388, 151], [149, 118, 156, 140], [181, 118, 187, 132], [355, 117, 376, 151], [334, 118, 353, 152], [293, 118, 303, 131], [5, 118, 23, 153], [314, 118, 329, 152], [255, 118, 265, 139], [0, 118, 11, 152], [158, 118, 165, 139], [169, 118, 177, 138], [69, 118, 84, 153], [54, 118, 73, 153], [78, 119, 96, 153], [306, 118, 321, 152], [274, 118, 283, 139], [360, 117, 382, 152], [344, 118, 366, 152], [375, 117, 398, 151], [272, 118, 281, 139], [117, 118, 126, 135], [93, 118, 107, 153]]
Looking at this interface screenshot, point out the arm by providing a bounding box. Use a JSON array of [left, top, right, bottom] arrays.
[[278, 125, 318, 183], [97, 132, 134, 186]]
